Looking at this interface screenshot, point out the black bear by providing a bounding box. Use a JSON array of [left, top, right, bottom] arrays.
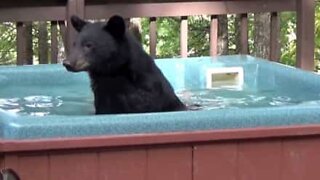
[[63, 15, 187, 114]]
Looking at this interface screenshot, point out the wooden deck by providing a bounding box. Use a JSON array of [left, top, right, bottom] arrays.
[[0, 0, 315, 70]]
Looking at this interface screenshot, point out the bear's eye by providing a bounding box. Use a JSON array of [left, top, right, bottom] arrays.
[[84, 42, 93, 49]]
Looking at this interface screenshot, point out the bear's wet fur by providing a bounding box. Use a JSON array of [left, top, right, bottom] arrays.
[[63, 15, 186, 114]]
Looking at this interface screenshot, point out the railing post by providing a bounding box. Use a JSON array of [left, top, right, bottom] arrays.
[[67, 0, 85, 55], [58, 21, 68, 54], [270, 12, 280, 62], [210, 15, 218, 56], [24, 22, 33, 65], [296, 0, 315, 70], [240, 14, 248, 54], [39, 22, 49, 64], [16, 22, 27, 65], [180, 16, 188, 58], [149, 17, 157, 59], [51, 21, 58, 64]]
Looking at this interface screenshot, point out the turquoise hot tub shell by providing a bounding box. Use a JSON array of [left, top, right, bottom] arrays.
[[1, 55, 320, 140]]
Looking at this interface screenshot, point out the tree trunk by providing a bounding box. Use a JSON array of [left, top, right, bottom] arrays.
[[253, 13, 270, 59], [217, 15, 228, 55], [38, 21, 48, 64], [25, 22, 33, 65]]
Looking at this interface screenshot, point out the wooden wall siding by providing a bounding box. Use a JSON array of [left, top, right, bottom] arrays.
[[2, 136, 320, 180], [193, 142, 238, 180], [281, 138, 320, 180], [237, 140, 282, 180], [147, 146, 192, 180], [98, 148, 147, 180]]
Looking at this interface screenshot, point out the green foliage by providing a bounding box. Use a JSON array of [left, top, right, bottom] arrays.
[[247, 13, 255, 54], [188, 16, 210, 57], [0, 22, 16, 65], [279, 12, 296, 66], [142, 16, 211, 58], [141, 17, 180, 58]]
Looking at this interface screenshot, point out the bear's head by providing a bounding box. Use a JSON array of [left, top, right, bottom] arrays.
[[63, 15, 129, 74]]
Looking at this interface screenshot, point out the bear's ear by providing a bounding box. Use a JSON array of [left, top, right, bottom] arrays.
[[105, 15, 126, 39], [71, 15, 87, 32]]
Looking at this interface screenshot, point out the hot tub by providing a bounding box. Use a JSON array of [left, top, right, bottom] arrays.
[[1, 55, 320, 180]]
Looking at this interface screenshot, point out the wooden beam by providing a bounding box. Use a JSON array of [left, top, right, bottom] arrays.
[[270, 12, 280, 62], [149, 17, 157, 59], [0, 7, 65, 22], [180, 16, 188, 58], [210, 15, 218, 56], [296, 0, 315, 70], [85, 1, 295, 19]]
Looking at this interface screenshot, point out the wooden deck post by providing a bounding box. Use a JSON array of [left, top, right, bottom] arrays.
[[51, 21, 58, 64], [210, 15, 218, 56], [296, 0, 315, 70], [58, 21, 68, 55], [67, 0, 85, 55], [180, 16, 188, 58], [16, 22, 27, 65], [270, 12, 280, 62], [240, 14, 249, 55], [149, 17, 157, 59]]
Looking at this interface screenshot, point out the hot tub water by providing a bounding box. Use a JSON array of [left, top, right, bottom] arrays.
[[1, 85, 319, 116]]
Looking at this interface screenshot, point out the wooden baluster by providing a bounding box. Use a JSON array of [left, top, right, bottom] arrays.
[[270, 12, 280, 62], [51, 21, 58, 64], [67, 0, 84, 56], [58, 21, 68, 55], [210, 15, 218, 56], [296, 0, 315, 70], [16, 22, 27, 65], [240, 14, 248, 54], [149, 17, 157, 59], [39, 21, 49, 64], [180, 16, 188, 58]]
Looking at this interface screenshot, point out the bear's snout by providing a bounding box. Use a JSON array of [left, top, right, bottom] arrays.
[[63, 59, 90, 72], [63, 60, 76, 72]]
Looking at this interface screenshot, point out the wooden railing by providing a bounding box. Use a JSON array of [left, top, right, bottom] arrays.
[[0, 0, 315, 70]]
